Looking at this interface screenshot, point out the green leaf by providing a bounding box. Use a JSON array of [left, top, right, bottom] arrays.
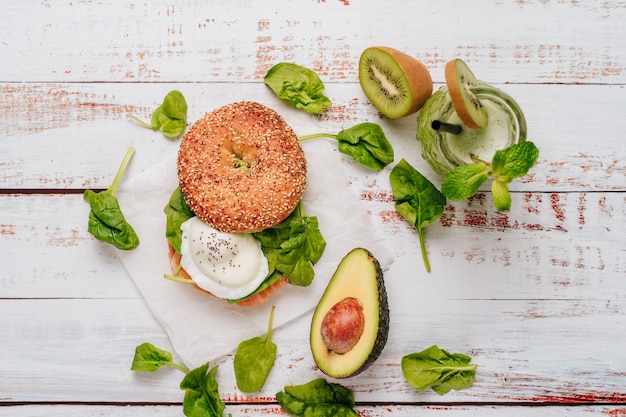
[[492, 141, 539, 182], [335, 122, 394, 170], [83, 147, 139, 250], [130, 342, 174, 372], [129, 90, 188, 138], [401, 345, 477, 395], [234, 306, 277, 393], [264, 62, 332, 114], [253, 207, 326, 287], [180, 363, 226, 417], [130, 342, 189, 373], [161, 89, 188, 120], [441, 162, 490, 201], [389, 159, 446, 272], [492, 179, 512, 211], [276, 378, 358, 417], [164, 187, 195, 254]]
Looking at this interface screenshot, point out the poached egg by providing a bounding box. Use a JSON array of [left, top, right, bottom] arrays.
[[179, 216, 269, 300]]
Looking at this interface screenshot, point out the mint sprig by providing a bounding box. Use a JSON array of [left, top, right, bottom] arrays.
[[441, 141, 538, 211]]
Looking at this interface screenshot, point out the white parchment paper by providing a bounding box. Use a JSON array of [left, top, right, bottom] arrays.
[[116, 139, 395, 369]]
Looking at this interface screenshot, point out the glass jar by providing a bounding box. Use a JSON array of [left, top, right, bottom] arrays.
[[416, 83, 527, 176]]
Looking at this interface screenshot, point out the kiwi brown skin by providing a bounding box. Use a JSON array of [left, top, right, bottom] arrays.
[[359, 46, 433, 119], [444, 58, 488, 129]]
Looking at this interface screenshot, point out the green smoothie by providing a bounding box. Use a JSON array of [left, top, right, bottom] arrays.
[[417, 84, 527, 176]]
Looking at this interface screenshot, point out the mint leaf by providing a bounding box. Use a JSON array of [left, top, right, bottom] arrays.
[[440, 141, 539, 211], [441, 162, 489, 201], [492, 141, 539, 182], [492, 179, 511, 211]]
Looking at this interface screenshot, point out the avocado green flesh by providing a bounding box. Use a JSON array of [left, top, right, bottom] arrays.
[[310, 248, 389, 378]]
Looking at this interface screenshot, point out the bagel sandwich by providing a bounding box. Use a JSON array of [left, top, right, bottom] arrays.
[[164, 101, 326, 307]]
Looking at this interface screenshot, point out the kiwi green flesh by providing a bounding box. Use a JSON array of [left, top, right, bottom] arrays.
[[359, 49, 412, 119], [460, 78, 487, 128]]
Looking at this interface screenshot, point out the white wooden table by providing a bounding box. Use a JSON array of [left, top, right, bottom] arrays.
[[2, 1, 625, 415]]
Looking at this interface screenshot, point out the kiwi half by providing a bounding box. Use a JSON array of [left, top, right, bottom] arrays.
[[359, 46, 433, 119], [444, 58, 488, 129]]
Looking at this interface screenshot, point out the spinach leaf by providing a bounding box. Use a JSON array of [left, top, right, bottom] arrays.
[[264, 62, 331, 114], [164, 187, 195, 254], [389, 159, 446, 272], [181, 363, 226, 417], [234, 306, 277, 393], [131, 343, 226, 417], [131, 342, 189, 373], [253, 203, 326, 287], [276, 378, 358, 417], [83, 147, 140, 250], [128, 90, 188, 138], [401, 345, 477, 395], [299, 122, 394, 170]]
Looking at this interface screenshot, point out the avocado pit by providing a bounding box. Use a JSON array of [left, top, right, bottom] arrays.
[[320, 297, 365, 354]]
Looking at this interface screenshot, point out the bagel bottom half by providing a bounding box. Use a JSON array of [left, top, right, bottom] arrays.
[[167, 241, 288, 307]]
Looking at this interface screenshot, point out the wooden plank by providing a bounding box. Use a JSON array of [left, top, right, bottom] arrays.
[[1, 404, 626, 417], [1, 83, 625, 192], [1, 298, 625, 403], [2, 186, 624, 300], [2, 1, 625, 84]]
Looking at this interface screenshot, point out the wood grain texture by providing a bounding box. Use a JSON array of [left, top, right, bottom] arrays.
[[2, 1, 625, 84], [2, 404, 626, 417], [2, 298, 625, 403], [2, 0, 625, 415], [1, 83, 625, 191]]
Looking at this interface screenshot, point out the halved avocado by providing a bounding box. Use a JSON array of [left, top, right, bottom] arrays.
[[310, 248, 389, 378]]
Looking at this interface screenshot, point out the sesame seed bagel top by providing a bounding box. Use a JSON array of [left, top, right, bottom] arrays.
[[177, 101, 307, 233]]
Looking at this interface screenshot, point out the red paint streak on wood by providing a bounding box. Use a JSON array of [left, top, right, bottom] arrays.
[[378, 210, 403, 224], [550, 193, 565, 222], [604, 409, 626, 416], [46, 227, 86, 247], [258, 19, 270, 31], [227, 393, 276, 403], [360, 190, 393, 203], [254, 35, 276, 79], [316, 0, 350, 4], [524, 192, 542, 213], [0, 224, 16, 236], [578, 193, 586, 225], [317, 98, 377, 123], [439, 196, 560, 232], [525, 392, 626, 404], [1, 84, 149, 135]]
